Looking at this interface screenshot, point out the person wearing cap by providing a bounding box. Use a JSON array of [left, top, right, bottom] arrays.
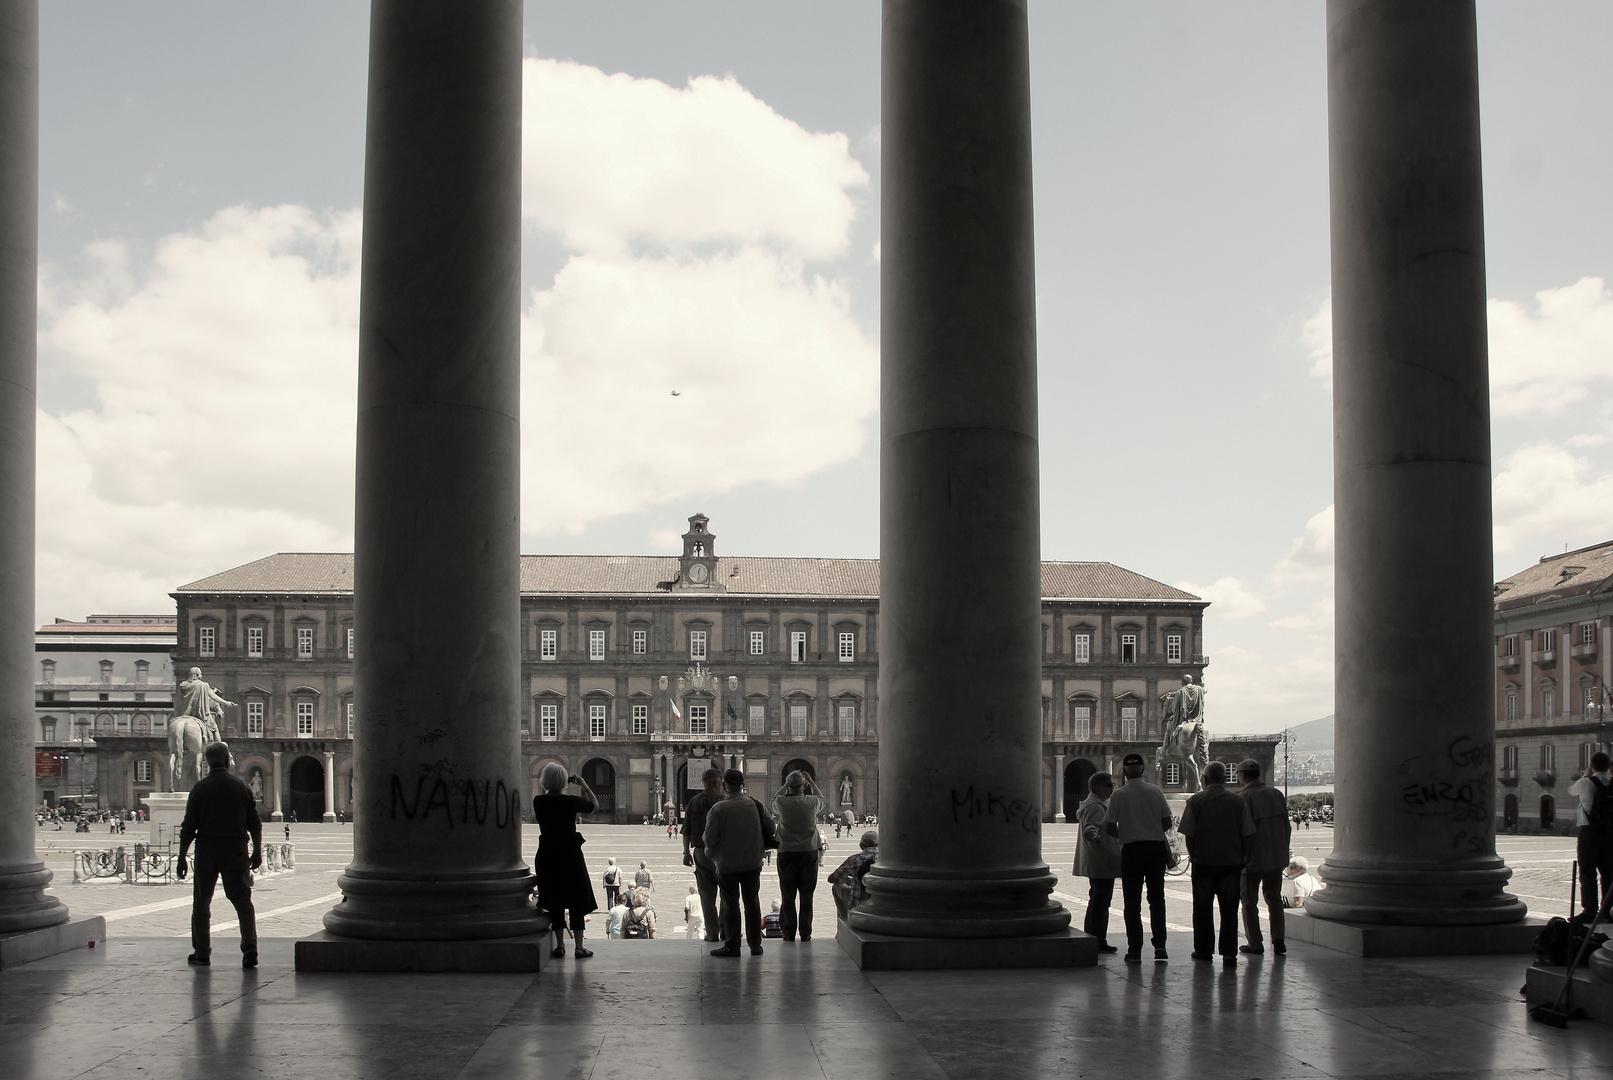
[[829, 830, 880, 920], [1179, 761, 1255, 967], [1074, 771, 1121, 954], [1105, 752, 1175, 964], [1281, 856, 1319, 907], [702, 768, 779, 956], [681, 767, 726, 941], [773, 770, 826, 941], [1236, 758, 1291, 955]]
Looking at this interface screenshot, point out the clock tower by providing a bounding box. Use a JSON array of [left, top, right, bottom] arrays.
[[677, 514, 722, 590]]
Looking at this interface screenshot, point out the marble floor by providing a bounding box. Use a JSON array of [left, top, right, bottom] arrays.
[[4, 931, 1612, 1080]]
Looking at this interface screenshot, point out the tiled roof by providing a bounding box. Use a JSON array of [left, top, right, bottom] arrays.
[[1495, 540, 1613, 612], [178, 552, 1203, 604]]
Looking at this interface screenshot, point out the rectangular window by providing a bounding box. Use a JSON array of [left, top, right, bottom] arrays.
[[296, 626, 313, 659], [749, 703, 765, 735], [633, 629, 647, 655], [838, 632, 855, 663], [1540, 629, 1557, 653], [246, 625, 264, 658], [247, 701, 264, 736], [791, 631, 807, 663], [40, 660, 54, 685], [1587, 686, 1603, 716], [750, 630, 765, 656], [1072, 633, 1090, 663], [1503, 745, 1518, 772], [1504, 691, 1518, 722], [1542, 744, 1556, 772], [345, 702, 354, 738], [540, 629, 557, 660], [1072, 705, 1092, 739], [632, 703, 648, 735], [1120, 706, 1138, 742], [1166, 634, 1183, 664], [838, 704, 856, 739], [1120, 633, 1137, 664], [789, 703, 808, 738], [1163, 763, 1182, 786], [1499, 635, 1518, 657], [135, 759, 153, 783], [589, 629, 606, 661], [198, 626, 215, 658], [589, 703, 607, 740], [100, 661, 113, 686], [689, 703, 709, 736], [41, 719, 56, 742], [539, 703, 558, 740], [1543, 687, 1556, 717], [1583, 743, 1594, 771], [347, 627, 355, 660], [135, 662, 150, 686], [296, 701, 314, 737], [689, 629, 707, 661]]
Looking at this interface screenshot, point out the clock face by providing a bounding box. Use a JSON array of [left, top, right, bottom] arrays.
[[688, 562, 710, 584]]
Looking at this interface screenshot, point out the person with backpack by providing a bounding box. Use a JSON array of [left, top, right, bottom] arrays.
[[621, 887, 657, 939], [601, 858, 623, 909], [1572, 751, 1613, 919]]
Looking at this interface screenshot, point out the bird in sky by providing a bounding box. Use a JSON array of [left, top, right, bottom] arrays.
[[670, 390, 681, 396]]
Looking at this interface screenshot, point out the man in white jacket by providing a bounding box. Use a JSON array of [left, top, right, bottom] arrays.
[[1074, 772, 1121, 954]]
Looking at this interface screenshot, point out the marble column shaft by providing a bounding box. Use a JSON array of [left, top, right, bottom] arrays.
[[0, 0, 66, 937], [1309, 0, 1524, 926], [852, 0, 1066, 939], [321, 752, 335, 822], [270, 750, 283, 821], [325, 0, 540, 940]]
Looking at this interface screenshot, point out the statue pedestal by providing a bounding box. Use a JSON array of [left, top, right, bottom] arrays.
[[143, 792, 189, 848]]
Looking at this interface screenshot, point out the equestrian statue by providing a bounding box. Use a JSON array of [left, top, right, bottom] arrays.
[[168, 667, 236, 791], [1156, 673, 1209, 792]]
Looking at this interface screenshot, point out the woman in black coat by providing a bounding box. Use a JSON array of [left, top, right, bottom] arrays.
[[533, 761, 600, 959]]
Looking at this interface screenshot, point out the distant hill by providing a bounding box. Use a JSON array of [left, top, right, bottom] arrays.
[[1285, 714, 1334, 754]]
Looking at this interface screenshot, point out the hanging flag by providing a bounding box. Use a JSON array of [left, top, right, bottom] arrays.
[[669, 696, 682, 722], [725, 702, 737, 722]]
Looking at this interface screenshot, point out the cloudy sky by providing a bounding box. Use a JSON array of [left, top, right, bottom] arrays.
[[33, 3, 1613, 734]]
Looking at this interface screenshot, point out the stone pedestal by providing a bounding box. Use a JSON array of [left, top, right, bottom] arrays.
[[142, 791, 189, 848], [837, 920, 1095, 971], [1307, 0, 1524, 928], [0, 0, 70, 944], [849, 0, 1066, 946], [305, 1, 543, 956], [1285, 910, 1543, 958], [295, 930, 551, 974], [0, 915, 104, 969], [1526, 962, 1613, 1027]]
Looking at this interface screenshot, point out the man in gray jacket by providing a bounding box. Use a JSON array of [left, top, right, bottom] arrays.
[[703, 768, 778, 956], [1074, 772, 1121, 954], [1237, 758, 1292, 955]]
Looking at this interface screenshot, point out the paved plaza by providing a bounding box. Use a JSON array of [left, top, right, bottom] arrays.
[[4, 824, 1607, 1080], [30, 823, 1584, 941]]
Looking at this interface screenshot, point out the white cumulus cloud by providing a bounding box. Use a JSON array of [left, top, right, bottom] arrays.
[[1174, 576, 1266, 620], [1275, 504, 1334, 581], [35, 59, 876, 619], [1492, 441, 1613, 555]]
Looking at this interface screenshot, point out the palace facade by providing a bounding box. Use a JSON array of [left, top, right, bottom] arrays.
[[91, 515, 1277, 822], [1493, 539, 1613, 834]]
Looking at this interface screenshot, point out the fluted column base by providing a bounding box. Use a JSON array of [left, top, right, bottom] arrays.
[[1307, 857, 1527, 926], [323, 866, 546, 941], [0, 863, 69, 935], [850, 864, 1069, 939]]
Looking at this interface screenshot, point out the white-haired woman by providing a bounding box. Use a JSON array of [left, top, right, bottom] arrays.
[[533, 762, 600, 959]]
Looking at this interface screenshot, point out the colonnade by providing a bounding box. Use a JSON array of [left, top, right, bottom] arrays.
[[0, 0, 1525, 963]]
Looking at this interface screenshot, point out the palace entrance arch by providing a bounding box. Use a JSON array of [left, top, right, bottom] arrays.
[[583, 758, 615, 821], [1063, 758, 1097, 820], [287, 755, 325, 823]]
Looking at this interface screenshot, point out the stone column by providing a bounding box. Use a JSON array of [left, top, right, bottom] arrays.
[[322, 0, 537, 941], [269, 750, 283, 821], [0, 0, 67, 939], [321, 751, 336, 823], [1308, 0, 1524, 926], [1053, 754, 1066, 823], [853, 0, 1066, 939]]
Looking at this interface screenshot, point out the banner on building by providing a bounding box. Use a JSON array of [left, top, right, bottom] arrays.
[[35, 752, 62, 778], [685, 758, 712, 789]]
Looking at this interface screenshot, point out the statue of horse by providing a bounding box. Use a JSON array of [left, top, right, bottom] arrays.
[[167, 713, 220, 792]]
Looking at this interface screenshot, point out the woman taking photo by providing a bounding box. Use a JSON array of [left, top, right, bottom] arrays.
[[533, 762, 600, 959]]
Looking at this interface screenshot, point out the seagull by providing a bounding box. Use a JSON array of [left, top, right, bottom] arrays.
[[670, 390, 681, 396]]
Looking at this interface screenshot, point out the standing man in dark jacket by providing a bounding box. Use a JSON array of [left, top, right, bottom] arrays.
[[177, 742, 262, 968], [681, 767, 725, 942], [1237, 758, 1292, 955], [1179, 761, 1254, 967]]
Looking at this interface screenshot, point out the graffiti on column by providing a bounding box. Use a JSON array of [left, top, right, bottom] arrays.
[[949, 785, 1040, 833], [1397, 735, 1494, 854]]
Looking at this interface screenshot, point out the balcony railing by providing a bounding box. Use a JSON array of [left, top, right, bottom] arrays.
[[1496, 653, 1520, 671], [1572, 642, 1598, 662], [1497, 767, 1519, 786], [1533, 770, 1556, 787], [1536, 649, 1557, 667]]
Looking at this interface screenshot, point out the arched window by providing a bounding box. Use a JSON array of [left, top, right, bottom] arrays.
[[1163, 763, 1182, 786], [40, 718, 56, 742]]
